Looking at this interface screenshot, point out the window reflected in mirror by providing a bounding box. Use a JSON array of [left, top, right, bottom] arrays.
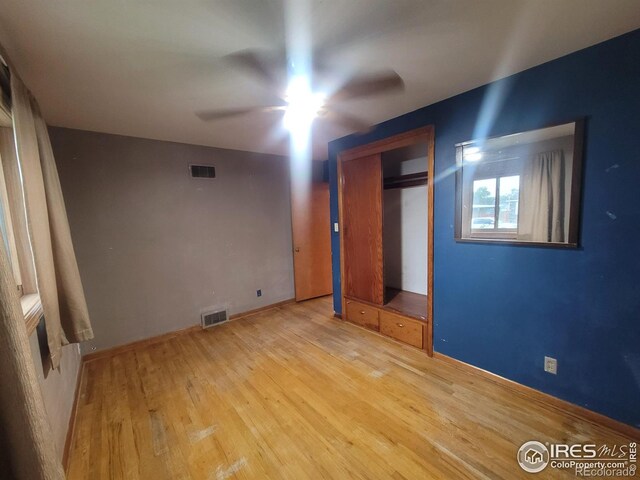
[[455, 120, 584, 246]]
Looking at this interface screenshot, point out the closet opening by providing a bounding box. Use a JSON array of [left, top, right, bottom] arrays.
[[382, 143, 428, 320], [338, 125, 434, 355]]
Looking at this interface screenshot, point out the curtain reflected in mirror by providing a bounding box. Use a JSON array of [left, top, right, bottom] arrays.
[[455, 120, 584, 247]]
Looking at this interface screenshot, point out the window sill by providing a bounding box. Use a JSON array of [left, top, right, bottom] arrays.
[[22, 293, 42, 335]]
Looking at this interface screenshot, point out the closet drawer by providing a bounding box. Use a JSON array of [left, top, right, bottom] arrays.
[[345, 299, 379, 331], [379, 311, 423, 348]]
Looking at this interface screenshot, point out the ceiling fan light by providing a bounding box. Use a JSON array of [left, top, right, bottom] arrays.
[[283, 75, 326, 131]]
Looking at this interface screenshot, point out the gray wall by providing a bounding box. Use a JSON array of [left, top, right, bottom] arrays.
[[29, 330, 80, 460], [50, 127, 295, 353]]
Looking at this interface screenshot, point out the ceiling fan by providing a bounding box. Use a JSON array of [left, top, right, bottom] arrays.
[[195, 49, 405, 134]]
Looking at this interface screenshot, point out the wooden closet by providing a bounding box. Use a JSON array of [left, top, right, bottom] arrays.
[[338, 126, 434, 355]]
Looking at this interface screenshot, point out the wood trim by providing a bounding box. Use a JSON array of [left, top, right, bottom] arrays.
[[454, 237, 578, 248], [83, 298, 296, 363], [63, 356, 85, 473], [228, 298, 295, 321], [333, 312, 343, 320], [22, 293, 42, 335], [425, 126, 435, 357], [337, 145, 346, 325], [83, 325, 201, 363], [433, 352, 640, 441], [568, 118, 585, 246], [337, 125, 435, 356], [339, 126, 434, 162]]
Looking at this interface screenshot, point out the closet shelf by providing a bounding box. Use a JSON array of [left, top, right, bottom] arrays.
[[384, 288, 428, 320], [383, 171, 428, 189]]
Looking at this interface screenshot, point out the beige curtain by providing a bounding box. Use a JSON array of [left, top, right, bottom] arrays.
[[11, 74, 93, 369], [0, 238, 65, 479], [518, 149, 566, 243], [0, 127, 37, 293]]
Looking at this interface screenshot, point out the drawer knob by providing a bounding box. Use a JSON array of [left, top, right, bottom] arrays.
[[360, 310, 365, 314], [396, 323, 404, 328]]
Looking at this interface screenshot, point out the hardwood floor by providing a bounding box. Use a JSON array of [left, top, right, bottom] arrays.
[[68, 297, 633, 479]]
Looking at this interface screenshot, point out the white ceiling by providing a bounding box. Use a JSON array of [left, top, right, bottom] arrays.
[[0, 1, 639, 160]]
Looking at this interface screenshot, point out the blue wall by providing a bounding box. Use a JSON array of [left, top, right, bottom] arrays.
[[328, 29, 640, 428]]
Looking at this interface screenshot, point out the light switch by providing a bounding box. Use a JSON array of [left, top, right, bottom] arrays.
[[333, 222, 339, 233]]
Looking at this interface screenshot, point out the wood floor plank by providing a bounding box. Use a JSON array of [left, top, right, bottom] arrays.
[[68, 296, 634, 479]]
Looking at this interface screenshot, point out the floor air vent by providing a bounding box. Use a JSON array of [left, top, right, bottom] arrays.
[[201, 309, 228, 329]]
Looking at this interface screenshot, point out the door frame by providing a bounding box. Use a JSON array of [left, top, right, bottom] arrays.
[[337, 125, 435, 356]]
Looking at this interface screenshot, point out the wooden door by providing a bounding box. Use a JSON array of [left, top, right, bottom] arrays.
[[341, 154, 384, 305], [291, 181, 333, 301]]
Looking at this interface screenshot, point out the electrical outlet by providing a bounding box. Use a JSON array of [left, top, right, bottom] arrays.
[[256, 289, 262, 297], [333, 222, 339, 233], [544, 356, 557, 374]]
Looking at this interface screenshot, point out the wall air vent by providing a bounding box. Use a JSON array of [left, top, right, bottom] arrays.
[[190, 164, 216, 178], [201, 309, 228, 329]]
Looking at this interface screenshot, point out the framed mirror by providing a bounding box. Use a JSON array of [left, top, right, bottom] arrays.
[[454, 120, 584, 247]]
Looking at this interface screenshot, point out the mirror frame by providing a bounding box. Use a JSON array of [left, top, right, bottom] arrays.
[[454, 118, 585, 248]]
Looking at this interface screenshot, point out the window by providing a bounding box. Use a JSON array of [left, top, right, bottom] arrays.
[[455, 120, 585, 246], [0, 189, 11, 251], [1, 60, 33, 297], [0, 59, 42, 331], [0, 59, 21, 289], [470, 175, 520, 235], [464, 153, 523, 240], [0, 131, 23, 292], [471, 178, 496, 229]]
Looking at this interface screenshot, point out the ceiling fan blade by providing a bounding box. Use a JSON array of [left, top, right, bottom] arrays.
[[224, 49, 282, 93], [323, 109, 372, 134], [328, 71, 404, 103], [196, 105, 285, 122]]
